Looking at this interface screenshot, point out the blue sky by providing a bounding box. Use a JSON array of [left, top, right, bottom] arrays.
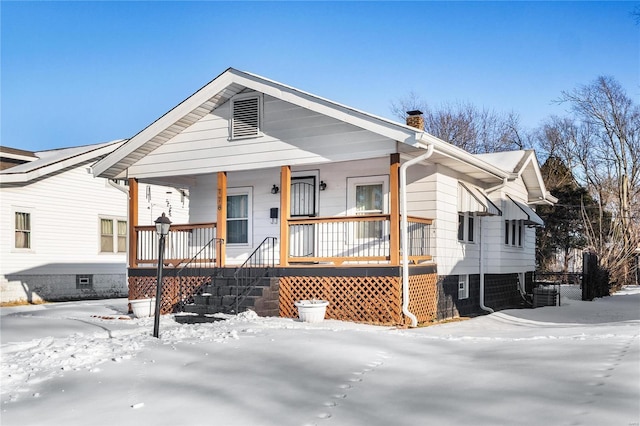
[[2, 1, 638, 151]]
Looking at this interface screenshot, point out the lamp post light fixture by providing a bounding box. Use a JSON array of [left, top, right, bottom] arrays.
[[153, 212, 171, 338]]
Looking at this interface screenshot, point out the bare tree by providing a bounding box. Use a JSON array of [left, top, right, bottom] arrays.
[[552, 76, 640, 287], [391, 94, 528, 154]]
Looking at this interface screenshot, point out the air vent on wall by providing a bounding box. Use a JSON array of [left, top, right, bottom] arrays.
[[232, 97, 260, 139]]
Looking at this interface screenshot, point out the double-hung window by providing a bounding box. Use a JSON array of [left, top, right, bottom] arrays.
[[504, 219, 523, 247], [101, 218, 127, 253], [15, 211, 31, 249], [227, 187, 252, 245], [457, 212, 475, 243]]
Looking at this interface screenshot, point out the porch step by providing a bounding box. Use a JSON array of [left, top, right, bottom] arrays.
[[174, 268, 275, 324]]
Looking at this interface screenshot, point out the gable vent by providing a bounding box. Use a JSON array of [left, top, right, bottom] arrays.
[[232, 97, 260, 139]]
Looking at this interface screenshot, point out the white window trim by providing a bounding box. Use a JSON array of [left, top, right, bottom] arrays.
[[346, 175, 389, 216], [12, 207, 35, 253], [457, 211, 476, 244], [99, 216, 127, 254], [229, 93, 263, 140], [227, 186, 253, 246], [458, 275, 469, 299]]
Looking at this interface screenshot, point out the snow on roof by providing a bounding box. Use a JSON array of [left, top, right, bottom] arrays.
[[475, 150, 530, 174], [0, 140, 125, 183]]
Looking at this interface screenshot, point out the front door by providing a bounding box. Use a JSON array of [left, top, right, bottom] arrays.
[[290, 176, 316, 257]]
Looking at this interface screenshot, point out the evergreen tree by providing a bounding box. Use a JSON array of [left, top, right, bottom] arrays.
[[537, 157, 609, 273]]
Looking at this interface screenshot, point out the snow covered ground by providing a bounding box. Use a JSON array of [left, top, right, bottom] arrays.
[[1, 287, 639, 426]]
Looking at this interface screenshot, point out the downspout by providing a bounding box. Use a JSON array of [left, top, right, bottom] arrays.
[[400, 143, 434, 327], [107, 179, 130, 194], [479, 217, 494, 313], [480, 178, 505, 314]]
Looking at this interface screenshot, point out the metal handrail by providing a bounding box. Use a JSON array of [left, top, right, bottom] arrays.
[[175, 237, 225, 311], [232, 237, 277, 313]]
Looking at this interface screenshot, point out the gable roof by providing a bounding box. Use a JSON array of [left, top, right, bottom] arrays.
[[0, 140, 125, 184], [93, 68, 514, 185], [477, 150, 557, 205]]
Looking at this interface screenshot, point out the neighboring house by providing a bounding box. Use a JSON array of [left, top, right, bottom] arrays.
[[0, 142, 190, 304], [93, 68, 556, 325]]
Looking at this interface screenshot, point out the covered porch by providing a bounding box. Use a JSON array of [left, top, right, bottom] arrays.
[[125, 161, 437, 325]]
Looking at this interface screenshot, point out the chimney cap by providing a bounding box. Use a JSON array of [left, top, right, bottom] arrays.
[[406, 110, 423, 116]]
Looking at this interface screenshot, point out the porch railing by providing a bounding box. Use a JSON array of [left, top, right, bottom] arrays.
[[288, 214, 432, 265], [134, 222, 217, 267]]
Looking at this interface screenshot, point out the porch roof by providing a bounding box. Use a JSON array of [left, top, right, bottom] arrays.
[[92, 68, 425, 180], [92, 68, 517, 186]]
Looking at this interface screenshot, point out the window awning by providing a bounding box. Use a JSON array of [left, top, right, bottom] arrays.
[[458, 183, 502, 216], [506, 195, 544, 226]]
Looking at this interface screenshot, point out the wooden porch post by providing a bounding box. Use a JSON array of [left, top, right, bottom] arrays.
[[216, 172, 227, 267], [389, 154, 401, 266], [279, 166, 291, 266], [128, 178, 139, 268]]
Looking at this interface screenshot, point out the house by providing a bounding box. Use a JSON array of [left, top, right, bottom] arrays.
[[0, 142, 190, 304], [92, 68, 556, 325]]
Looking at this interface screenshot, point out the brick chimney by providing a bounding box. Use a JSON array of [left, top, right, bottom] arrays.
[[406, 110, 424, 131]]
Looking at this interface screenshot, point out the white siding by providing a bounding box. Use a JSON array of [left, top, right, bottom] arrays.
[[484, 180, 537, 273], [402, 163, 538, 276], [186, 158, 392, 265], [1, 163, 191, 303], [136, 182, 190, 226], [128, 95, 397, 179], [1, 163, 128, 276]]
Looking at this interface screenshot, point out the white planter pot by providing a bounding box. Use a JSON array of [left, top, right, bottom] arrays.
[[294, 300, 329, 323], [130, 298, 156, 318]]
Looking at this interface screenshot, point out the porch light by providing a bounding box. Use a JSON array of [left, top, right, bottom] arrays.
[[319, 181, 327, 191], [271, 184, 280, 194], [153, 212, 171, 338]]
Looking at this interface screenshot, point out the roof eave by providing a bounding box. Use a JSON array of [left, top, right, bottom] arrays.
[[1, 142, 123, 184], [417, 134, 512, 182]]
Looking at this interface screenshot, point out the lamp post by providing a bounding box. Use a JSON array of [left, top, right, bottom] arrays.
[[153, 212, 171, 338]]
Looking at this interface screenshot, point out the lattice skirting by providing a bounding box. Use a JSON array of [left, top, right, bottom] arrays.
[[129, 272, 437, 324], [408, 273, 438, 324], [279, 273, 438, 325], [128, 275, 211, 314]]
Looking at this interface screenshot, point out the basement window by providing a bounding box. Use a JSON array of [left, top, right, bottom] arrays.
[[458, 275, 469, 300], [230, 95, 262, 139], [76, 275, 93, 289]]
